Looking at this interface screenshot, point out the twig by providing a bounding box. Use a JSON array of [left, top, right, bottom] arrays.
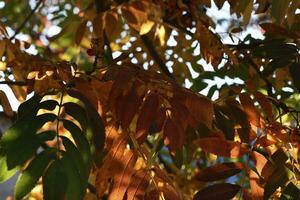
[[140, 34, 175, 80], [10, 0, 44, 40], [0, 80, 27, 86]]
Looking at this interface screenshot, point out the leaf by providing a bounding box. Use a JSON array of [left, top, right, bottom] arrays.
[[280, 182, 300, 200], [0, 90, 14, 117], [243, 0, 253, 25], [75, 19, 87, 45], [193, 183, 241, 200], [0, 152, 18, 183], [17, 94, 43, 119], [63, 120, 92, 178], [61, 136, 88, 181], [95, 134, 128, 197], [196, 137, 249, 158], [271, 0, 290, 24], [239, 93, 261, 127], [196, 162, 244, 182], [164, 117, 185, 153], [14, 148, 57, 200], [264, 166, 292, 199], [126, 169, 150, 200], [63, 102, 88, 131], [0, 40, 5, 58], [108, 150, 138, 200], [136, 93, 159, 143], [289, 62, 300, 93], [253, 92, 274, 120], [43, 159, 68, 200], [61, 150, 85, 200], [104, 11, 119, 40], [67, 89, 105, 152], [140, 20, 155, 35], [39, 100, 59, 111]]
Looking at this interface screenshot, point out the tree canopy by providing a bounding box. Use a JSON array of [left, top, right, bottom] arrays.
[[0, 0, 300, 199]]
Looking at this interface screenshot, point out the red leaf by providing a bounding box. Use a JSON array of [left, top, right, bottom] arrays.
[[196, 137, 249, 158], [136, 93, 159, 143], [193, 183, 241, 200], [164, 117, 186, 153], [196, 162, 244, 182]]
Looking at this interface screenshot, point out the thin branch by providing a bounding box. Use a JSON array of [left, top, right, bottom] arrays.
[[0, 80, 27, 86], [140, 35, 175, 80], [10, 0, 44, 40]]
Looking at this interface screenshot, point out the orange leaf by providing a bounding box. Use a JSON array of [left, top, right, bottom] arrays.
[[196, 137, 249, 158], [125, 169, 150, 200], [95, 134, 128, 197], [0, 90, 14, 117], [104, 11, 119, 39], [109, 150, 138, 200], [196, 162, 244, 182], [193, 183, 241, 200]]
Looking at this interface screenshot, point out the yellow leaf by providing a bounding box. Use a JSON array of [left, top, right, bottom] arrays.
[[0, 61, 6, 71], [75, 20, 88, 45], [139, 20, 154, 35], [155, 24, 166, 46]]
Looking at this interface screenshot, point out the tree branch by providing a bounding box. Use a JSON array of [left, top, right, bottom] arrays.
[[10, 0, 44, 40], [0, 81, 27, 86], [140, 35, 175, 80]]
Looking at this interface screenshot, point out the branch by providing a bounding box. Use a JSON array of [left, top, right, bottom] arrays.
[[10, 0, 44, 40], [0, 81, 27, 86], [140, 35, 175, 80]]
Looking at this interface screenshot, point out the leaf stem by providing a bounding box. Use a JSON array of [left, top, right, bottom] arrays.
[[56, 91, 64, 157]]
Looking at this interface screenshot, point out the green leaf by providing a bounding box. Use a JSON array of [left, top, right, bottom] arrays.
[[62, 120, 91, 177], [289, 62, 300, 93], [1, 114, 57, 169], [67, 89, 105, 152], [0, 151, 18, 183], [61, 152, 84, 200], [39, 100, 59, 111], [61, 136, 88, 180], [15, 148, 57, 200], [17, 94, 43, 119], [264, 166, 293, 199], [63, 102, 88, 131], [43, 159, 68, 200]]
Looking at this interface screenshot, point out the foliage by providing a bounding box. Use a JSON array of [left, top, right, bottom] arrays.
[[0, 0, 300, 199]]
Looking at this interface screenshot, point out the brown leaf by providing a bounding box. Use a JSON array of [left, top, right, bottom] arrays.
[[75, 20, 87, 45], [136, 93, 160, 143], [239, 93, 261, 127], [92, 13, 103, 38], [195, 162, 244, 182], [253, 92, 274, 121], [121, 3, 148, 31], [104, 11, 119, 40], [196, 137, 249, 158], [108, 150, 138, 200], [125, 169, 150, 200], [0, 90, 14, 117], [193, 183, 241, 200]]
